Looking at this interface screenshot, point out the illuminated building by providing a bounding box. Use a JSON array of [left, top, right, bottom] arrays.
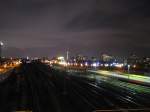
[[100, 54, 114, 62]]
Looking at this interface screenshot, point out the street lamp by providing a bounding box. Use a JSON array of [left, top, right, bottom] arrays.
[[127, 64, 130, 79], [0, 42, 4, 46], [0, 41, 4, 59]]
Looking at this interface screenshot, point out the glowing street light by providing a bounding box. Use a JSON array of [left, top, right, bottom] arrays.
[[128, 65, 130, 73], [128, 65, 131, 79], [0, 41, 4, 46], [0, 41, 4, 59]]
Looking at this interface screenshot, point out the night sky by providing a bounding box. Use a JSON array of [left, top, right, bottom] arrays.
[[0, 0, 150, 58]]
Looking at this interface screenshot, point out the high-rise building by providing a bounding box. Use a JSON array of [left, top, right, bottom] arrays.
[[127, 54, 141, 65]]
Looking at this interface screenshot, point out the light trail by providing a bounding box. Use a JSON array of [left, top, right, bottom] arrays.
[[89, 70, 150, 84]]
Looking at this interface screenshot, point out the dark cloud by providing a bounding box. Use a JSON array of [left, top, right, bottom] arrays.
[[0, 0, 150, 57], [66, 0, 150, 30]]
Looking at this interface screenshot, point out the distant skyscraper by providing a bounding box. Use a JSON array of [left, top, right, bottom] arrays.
[[127, 54, 141, 65], [66, 51, 69, 61]]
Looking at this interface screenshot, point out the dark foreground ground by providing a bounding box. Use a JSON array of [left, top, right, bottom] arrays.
[[0, 61, 150, 112]]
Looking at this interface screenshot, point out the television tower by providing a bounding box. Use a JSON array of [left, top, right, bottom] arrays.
[[66, 51, 69, 61]]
